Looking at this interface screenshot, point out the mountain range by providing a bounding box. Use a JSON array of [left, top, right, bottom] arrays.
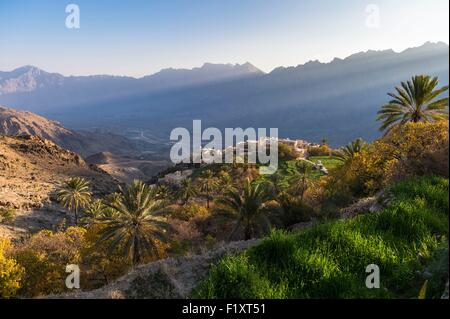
[[0, 42, 448, 147]]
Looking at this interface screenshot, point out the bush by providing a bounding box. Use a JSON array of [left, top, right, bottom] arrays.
[[167, 218, 203, 254], [13, 227, 86, 297], [278, 143, 297, 161], [80, 224, 131, 290], [383, 121, 449, 179], [0, 238, 24, 298], [0, 207, 16, 224], [270, 194, 316, 227], [171, 203, 209, 221], [308, 145, 331, 157], [193, 176, 449, 299], [324, 121, 449, 199]]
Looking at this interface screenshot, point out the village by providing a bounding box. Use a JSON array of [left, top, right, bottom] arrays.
[[159, 138, 328, 186]]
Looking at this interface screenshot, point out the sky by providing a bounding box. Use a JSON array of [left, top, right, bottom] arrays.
[[0, 0, 448, 77]]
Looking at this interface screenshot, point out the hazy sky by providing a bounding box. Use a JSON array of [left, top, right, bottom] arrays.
[[0, 0, 448, 77]]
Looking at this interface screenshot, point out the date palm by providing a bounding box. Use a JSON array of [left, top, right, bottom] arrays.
[[176, 178, 197, 205], [58, 177, 92, 225], [287, 161, 313, 202], [95, 180, 169, 266], [334, 138, 366, 163], [198, 170, 219, 209], [217, 170, 233, 191], [81, 199, 117, 225], [154, 184, 172, 200], [377, 75, 449, 133], [218, 179, 270, 240], [258, 171, 288, 198]]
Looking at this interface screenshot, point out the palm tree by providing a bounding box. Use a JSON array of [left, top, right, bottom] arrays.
[[154, 184, 172, 200], [58, 177, 92, 225], [198, 170, 219, 209], [95, 180, 169, 266], [258, 171, 288, 198], [81, 199, 118, 225], [334, 138, 366, 163], [218, 179, 270, 240], [287, 162, 313, 202], [81, 199, 106, 224], [176, 178, 197, 205], [217, 170, 233, 191], [105, 192, 123, 207], [377, 75, 449, 133]]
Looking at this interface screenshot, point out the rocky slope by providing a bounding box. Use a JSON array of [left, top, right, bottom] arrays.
[[0, 105, 139, 157], [0, 134, 117, 239], [85, 152, 171, 184]]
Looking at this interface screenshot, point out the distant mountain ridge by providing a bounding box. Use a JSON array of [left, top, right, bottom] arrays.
[[0, 62, 264, 97], [0, 66, 64, 94], [0, 42, 448, 147]]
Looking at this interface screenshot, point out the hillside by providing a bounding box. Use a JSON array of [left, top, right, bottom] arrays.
[[0, 134, 117, 239], [0, 105, 140, 157], [194, 177, 449, 299], [85, 152, 171, 184], [47, 176, 449, 299]]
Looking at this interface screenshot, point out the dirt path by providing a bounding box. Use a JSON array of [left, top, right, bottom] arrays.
[[47, 239, 261, 299]]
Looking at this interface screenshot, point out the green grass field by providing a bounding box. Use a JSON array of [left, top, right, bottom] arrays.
[[309, 156, 342, 170], [193, 176, 449, 299]]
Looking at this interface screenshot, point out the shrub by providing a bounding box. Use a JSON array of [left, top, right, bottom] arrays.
[[13, 227, 86, 297], [0, 238, 24, 298], [171, 203, 209, 221], [271, 193, 316, 227], [80, 224, 131, 290], [308, 145, 331, 157], [278, 143, 297, 161], [324, 121, 449, 199], [167, 218, 203, 254], [383, 121, 449, 179], [0, 207, 16, 224]]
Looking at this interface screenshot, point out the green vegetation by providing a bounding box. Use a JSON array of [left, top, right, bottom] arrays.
[[0, 206, 16, 224], [377, 75, 449, 133], [333, 138, 367, 163], [309, 156, 342, 170], [218, 179, 271, 240], [95, 180, 170, 265], [176, 178, 198, 205], [57, 177, 92, 225], [0, 238, 24, 298], [198, 170, 220, 209], [193, 176, 449, 299]]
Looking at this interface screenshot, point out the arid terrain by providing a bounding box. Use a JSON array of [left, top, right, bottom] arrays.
[[0, 134, 117, 239], [85, 152, 171, 184], [0, 105, 141, 157]]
